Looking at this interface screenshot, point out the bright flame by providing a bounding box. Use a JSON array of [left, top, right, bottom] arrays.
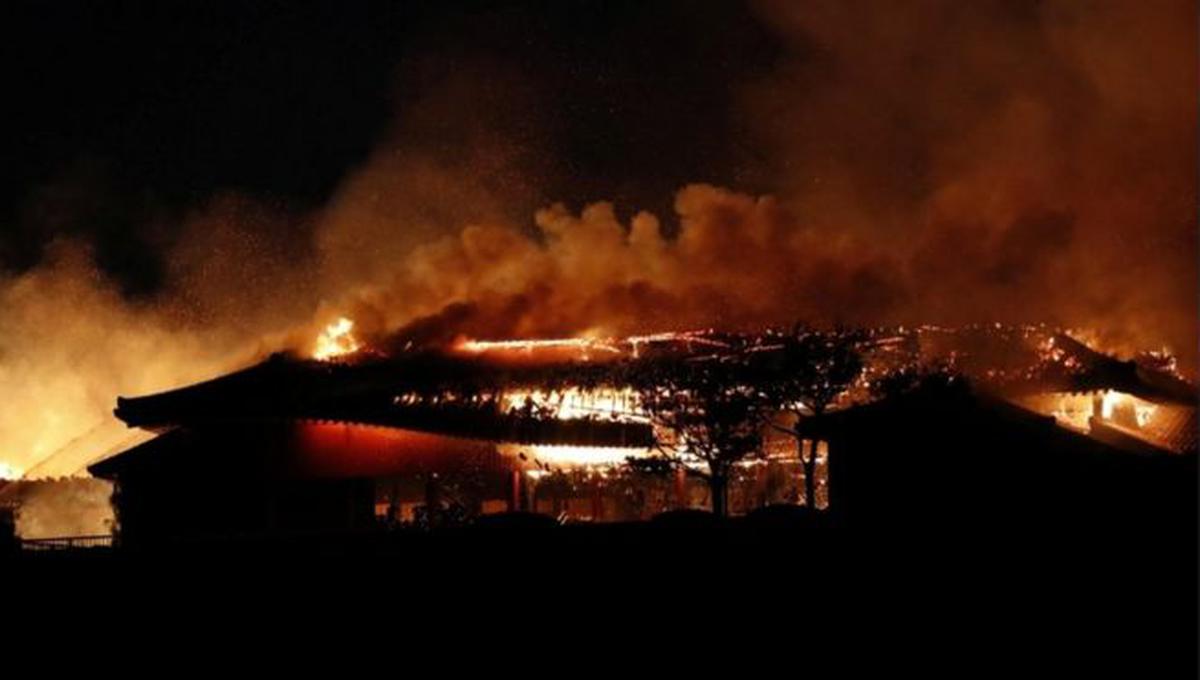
[[499, 443, 651, 467], [495, 387, 650, 467], [1028, 390, 1163, 433], [453, 330, 729, 358], [1044, 392, 1094, 431], [313, 317, 360, 361], [501, 386, 645, 422], [458, 337, 620, 353], [0, 461, 22, 480], [1135, 403, 1157, 428], [1100, 391, 1119, 419], [1098, 390, 1157, 428]]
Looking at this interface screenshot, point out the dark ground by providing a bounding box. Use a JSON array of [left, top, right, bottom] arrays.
[[7, 513, 1194, 674]]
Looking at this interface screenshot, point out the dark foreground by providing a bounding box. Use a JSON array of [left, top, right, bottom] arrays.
[[6, 511, 1194, 674]]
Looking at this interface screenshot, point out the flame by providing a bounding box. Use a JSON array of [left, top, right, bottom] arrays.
[[496, 386, 650, 467], [1135, 403, 1157, 428], [313, 317, 360, 361], [1099, 390, 1157, 427], [499, 443, 650, 467], [0, 461, 22, 480], [453, 330, 729, 358], [1034, 390, 1161, 433], [501, 386, 645, 422], [1099, 391, 1119, 419], [457, 337, 620, 354], [1045, 393, 1095, 431]]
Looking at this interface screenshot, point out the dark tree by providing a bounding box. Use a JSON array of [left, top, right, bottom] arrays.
[[627, 353, 768, 517], [869, 360, 960, 401], [753, 329, 864, 509]]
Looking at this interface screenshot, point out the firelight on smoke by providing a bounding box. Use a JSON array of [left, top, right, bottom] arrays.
[[313, 317, 360, 361]]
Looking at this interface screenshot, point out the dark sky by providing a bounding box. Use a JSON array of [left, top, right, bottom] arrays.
[[2, 1, 780, 292], [2, 0, 1193, 365]]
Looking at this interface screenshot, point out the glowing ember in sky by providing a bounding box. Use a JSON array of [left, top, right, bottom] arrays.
[[313, 317, 360, 361]]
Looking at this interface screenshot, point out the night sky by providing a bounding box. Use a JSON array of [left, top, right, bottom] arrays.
[[0, 0, 1195, 364], [3, 1, 780, 293]]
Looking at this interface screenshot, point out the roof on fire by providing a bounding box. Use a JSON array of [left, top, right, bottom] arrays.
[[112, 353, 653, 450], [798, 380, 1195, 458]]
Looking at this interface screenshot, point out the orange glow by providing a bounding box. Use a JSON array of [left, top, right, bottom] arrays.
[[457, 337, 621, 354], [500, 386, 645, 422], [1044, 393, 1096, 431], [1040, 390, 1159, 431], [0, 461, 22, 480], [291, 420, 500, 478], [499, 443, 651, 467], [313, 317, 360, 360], [1099, 390, 1157, 427], [452, 330, 729, 360]]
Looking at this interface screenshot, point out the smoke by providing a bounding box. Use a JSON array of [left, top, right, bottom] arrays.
[[0, 0, 1194, 483], [0, 56, 554, 478], [745, 0, 1196, 362], [6, 478, 114, 539], [342, 185, 908, 345], [0, 194, 324, 478], [326, 0, 1195, 366]]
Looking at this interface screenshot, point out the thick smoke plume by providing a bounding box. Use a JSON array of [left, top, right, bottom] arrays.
[[746, 0, 1196, 360], [0, 0, 1194, 484], [336, 0, 1195, 361]]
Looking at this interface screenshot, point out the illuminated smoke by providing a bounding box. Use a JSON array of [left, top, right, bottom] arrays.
[[0, 1, 1194, 483]]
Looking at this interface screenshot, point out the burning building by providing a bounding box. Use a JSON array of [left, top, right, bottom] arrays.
[[89, 321, 1196, 547], [804, 383, 1195, 532], [89, 329, 794, 545]]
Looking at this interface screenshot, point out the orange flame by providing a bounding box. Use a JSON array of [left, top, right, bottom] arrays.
[[313, 317, 360, 361], [0, 461, 22, 480]]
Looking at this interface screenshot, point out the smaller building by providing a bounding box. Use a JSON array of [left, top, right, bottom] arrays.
[[800, 381, 1196, 532]]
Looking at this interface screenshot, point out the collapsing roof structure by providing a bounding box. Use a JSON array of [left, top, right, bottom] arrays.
[[111, 352, 654, 452], [105, 325, 1197, 469]]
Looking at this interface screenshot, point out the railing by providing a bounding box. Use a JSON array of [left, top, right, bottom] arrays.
[[20, 535, 114, 551]]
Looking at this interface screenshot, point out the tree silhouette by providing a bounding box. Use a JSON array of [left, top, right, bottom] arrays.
[[627, 353, 767, 517], [752, 328, 864, 508], [869, 359, 960, 401]]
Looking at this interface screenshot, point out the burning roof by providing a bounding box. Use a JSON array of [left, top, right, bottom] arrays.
[[111, 323, 1195, 455], [113, 353, 654, 451]]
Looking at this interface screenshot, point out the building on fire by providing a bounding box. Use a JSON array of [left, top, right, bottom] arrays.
[[90, 327, 1197, 546], [801, 382, 1196, 532]]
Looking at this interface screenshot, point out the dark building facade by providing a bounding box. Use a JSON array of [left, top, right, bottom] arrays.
[[801, 382, 1196, 533]]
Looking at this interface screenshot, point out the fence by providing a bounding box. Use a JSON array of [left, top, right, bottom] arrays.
[[20, 535, 114, 551]]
